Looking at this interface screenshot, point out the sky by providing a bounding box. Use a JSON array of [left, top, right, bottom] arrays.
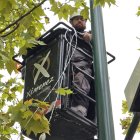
[[102, 0, 140, 139], [11, 0, 140, 140]]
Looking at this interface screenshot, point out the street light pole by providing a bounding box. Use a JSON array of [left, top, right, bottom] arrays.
[[89, 1, 115, 140]]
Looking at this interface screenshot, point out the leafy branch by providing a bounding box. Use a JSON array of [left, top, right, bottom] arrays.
[[0, 23, 19, 37], [8, 99, 50, 136], [6, 87, 73, 137], [0, 0, 47, 34], [120, 100, 140, 134]]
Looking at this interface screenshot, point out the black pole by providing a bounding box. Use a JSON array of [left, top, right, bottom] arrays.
[[125, 113, 140, 140]]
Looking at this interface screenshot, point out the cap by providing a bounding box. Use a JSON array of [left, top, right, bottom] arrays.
[[69, 10, 82, 21]]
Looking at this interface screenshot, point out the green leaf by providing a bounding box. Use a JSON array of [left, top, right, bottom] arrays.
[[21, 0, 26, 4], [33, 7, 46, 17], [36, 40, 47, 46], [0, 51, 9, 61], [33, 113, 42, 121], [75, 1, 82, 8], [50, 0, 55, 5], [122, 100, 129, 114], [120, 117, 132, 134], [137, 12, 140, 16], [9, 0, 16, 6], [0, 1, 7, 11], [44, 16, 50, 24], [22, 110, 33, 119], [58, 11, 63, 20], [24, 99, 33, 106], [27, 39, 47, 46], [19, 46, 28, 55], [94, 0, 115, 7], [20, 14, 33, 29], [33, 99, 50, 107], [80, 7, 89, 20], [5, 59, 16, 74], [55, 87, 73, 96], [50, 4, 59, 14], [2, 93, 9, 99]]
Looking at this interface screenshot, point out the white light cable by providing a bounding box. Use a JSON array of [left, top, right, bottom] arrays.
[[48, 27, 79, 122], [48, 27, 78, 122]]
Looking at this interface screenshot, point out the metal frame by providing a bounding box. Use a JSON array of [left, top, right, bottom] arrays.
[[12, 21, 116, 140]]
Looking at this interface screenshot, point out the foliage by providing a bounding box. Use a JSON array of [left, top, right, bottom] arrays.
[[3, 0, 140, 139], [94, 0, 115, 7], [120, 100, 140, 134], [120, 6, 140, 134], [55, 87, 73, 96], [136, 6, 140, 16], [0, 112, 18, 140], [8, 99, 50, 136]]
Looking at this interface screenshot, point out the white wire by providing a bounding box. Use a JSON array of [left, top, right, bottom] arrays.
[[48, 27, 78, 122], [47, 27, 80, 123], [64, 28, 78, 66], [48, 92, 59, 122]]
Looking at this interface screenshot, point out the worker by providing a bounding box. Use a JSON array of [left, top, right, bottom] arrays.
[[69, 11, 94, 117]]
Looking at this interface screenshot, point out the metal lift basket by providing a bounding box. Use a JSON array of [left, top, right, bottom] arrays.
[[19, 22, 97, 140]]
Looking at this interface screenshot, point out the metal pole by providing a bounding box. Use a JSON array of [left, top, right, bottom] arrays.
[[125, 113, 140, 140], [89, 1, 115, 140]]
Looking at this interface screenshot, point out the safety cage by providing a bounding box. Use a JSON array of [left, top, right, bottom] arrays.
[[13, 22, 115, 140]]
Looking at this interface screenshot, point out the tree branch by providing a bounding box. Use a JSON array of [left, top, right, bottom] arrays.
[[1, 24, 19, 37], [0, 0, 47, 34]]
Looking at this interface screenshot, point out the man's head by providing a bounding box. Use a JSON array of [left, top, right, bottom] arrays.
[[69, 11, 87, 32]]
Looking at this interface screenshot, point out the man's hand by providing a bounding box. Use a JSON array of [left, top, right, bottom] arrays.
[[83, 32, 92, 42]]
